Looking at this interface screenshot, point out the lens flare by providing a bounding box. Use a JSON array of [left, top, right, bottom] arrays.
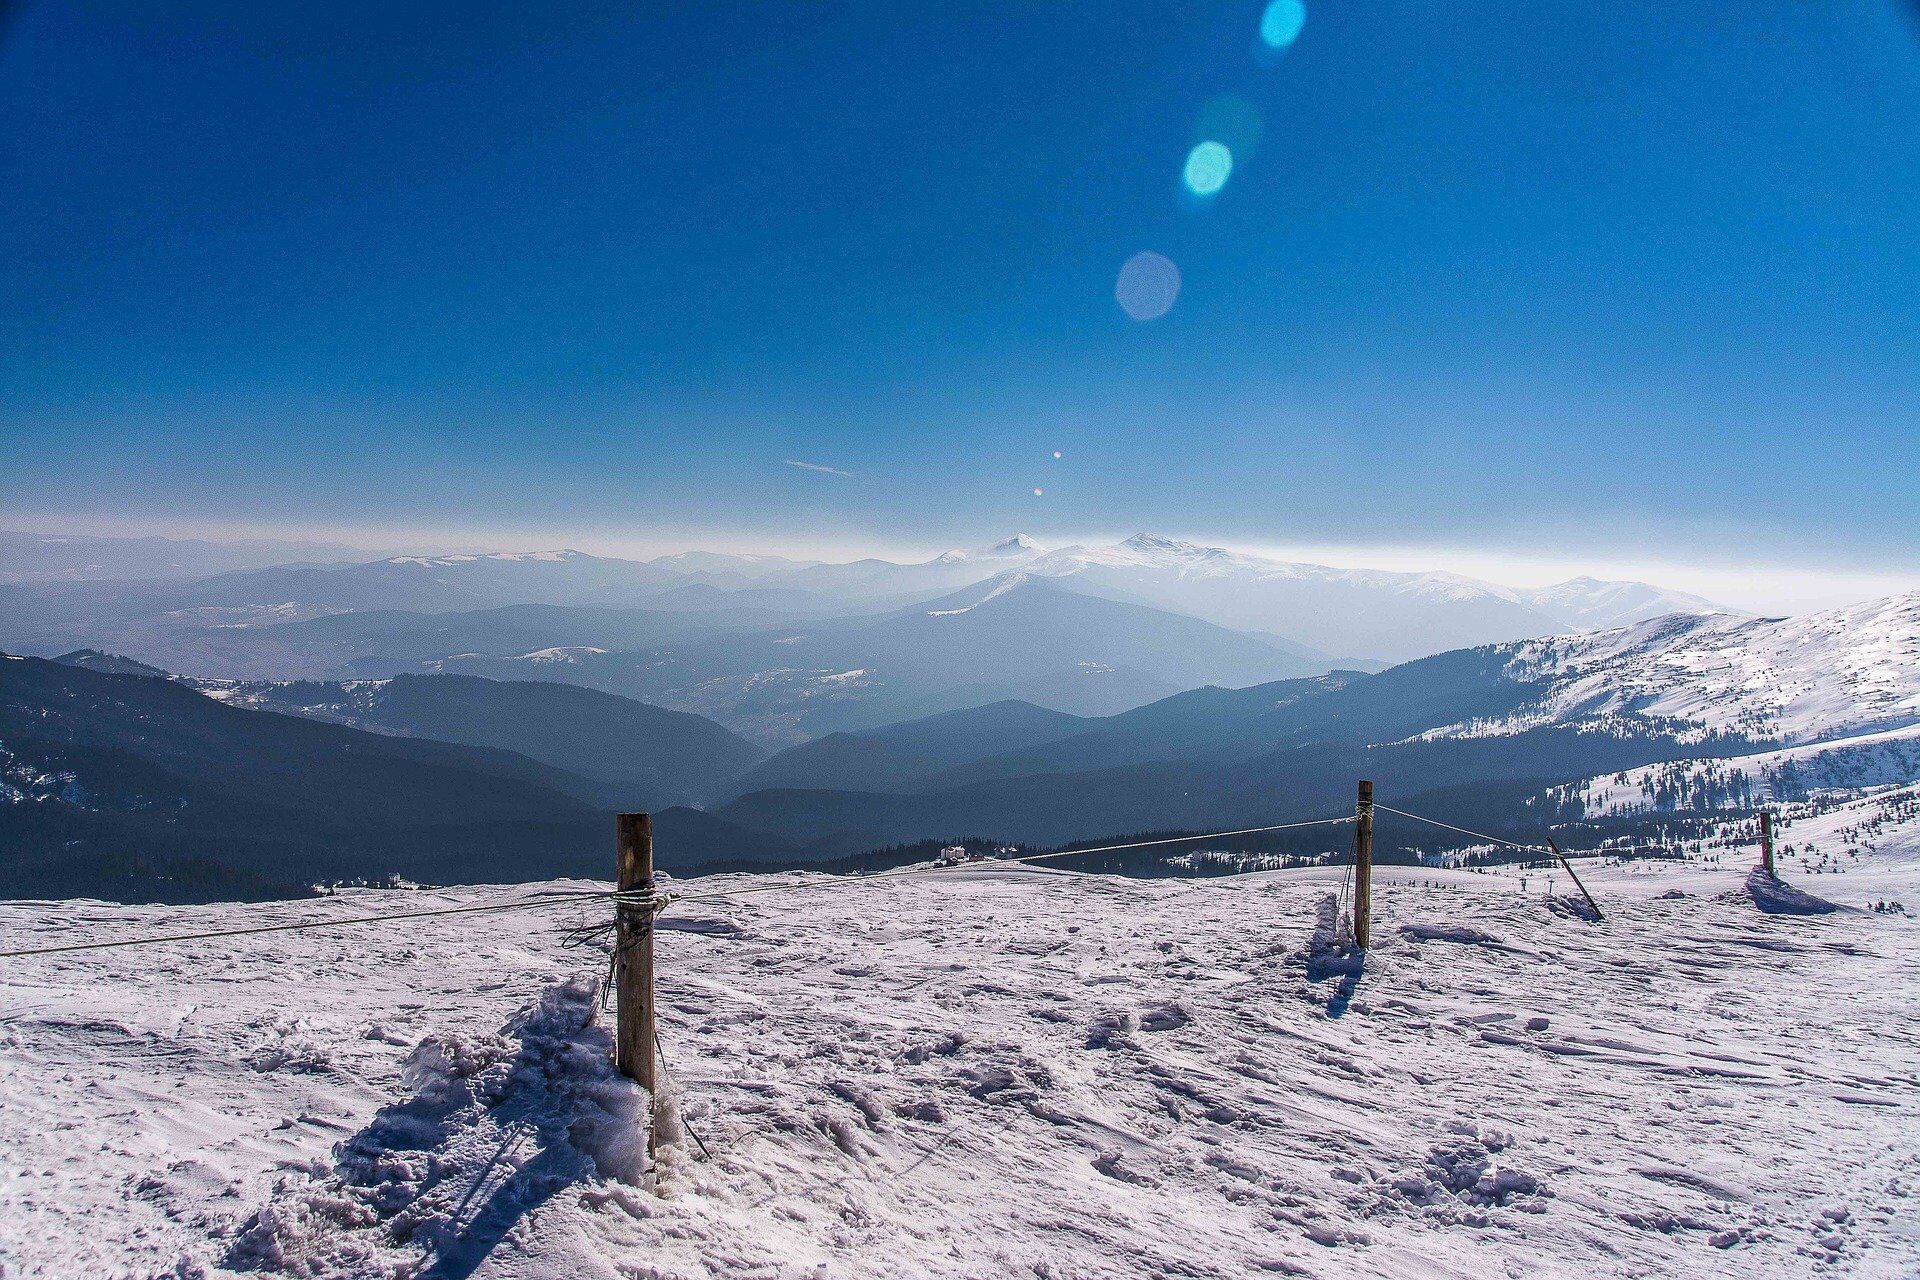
[[1032, 487, 1045, 496], [1260, 0, 1306, 48], [1115, 251, 1181, 321], [1183, 141, 1233, 196], [1196, 95, 1263, 164]]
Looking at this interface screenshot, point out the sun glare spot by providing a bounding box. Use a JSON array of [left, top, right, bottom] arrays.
[[1183, 141, 1233, 197], [1115, 251, 1181, 321], [1260, 0, 1306, 49]]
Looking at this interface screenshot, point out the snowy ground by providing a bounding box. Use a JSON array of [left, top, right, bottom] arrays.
[[4, 791, 1919, 1279]]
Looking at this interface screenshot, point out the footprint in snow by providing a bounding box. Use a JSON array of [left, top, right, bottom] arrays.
[[1092, 1149, 1157, 1186], [1087, 1003, 1189, 1048], [1139, 1003, 1191, 1032]]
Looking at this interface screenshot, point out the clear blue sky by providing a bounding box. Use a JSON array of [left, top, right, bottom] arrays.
[[3, 2, 1918, 602]]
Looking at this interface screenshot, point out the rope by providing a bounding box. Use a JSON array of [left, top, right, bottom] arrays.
[[0, 819, 1352, 958], [1371, 801, 1617, 920], [0, 887, 619, 960], [1371, 803, 1541, 853], [653, 1025, 714, 1160], [665, 816, 1356, 907], [1373, 802, 1678, 863]]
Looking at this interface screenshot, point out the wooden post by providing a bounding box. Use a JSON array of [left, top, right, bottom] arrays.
[[615, 812, 658, 1154], [1354, 779, 1374, 948], [1544, 835, 1604, 921], [1759, 810, 1776, 877]]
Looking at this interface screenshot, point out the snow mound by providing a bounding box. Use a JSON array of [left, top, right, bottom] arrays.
[[1398, 922, 1506, 948], [1304, 892, 1364, 980], [1746, 868, 1839, 916], [225, 977, 648, 1278]]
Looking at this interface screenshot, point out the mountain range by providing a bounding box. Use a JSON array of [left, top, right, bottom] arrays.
[[703, 591, 1920, 855], [5, 583, 1914, 900], [0, 532, 1733, 746], [997, 535, 1723, 662], [186, 671, 766, 808], [0, 530, 367, 585], [0, 529, 1724, 663], [0, 655, 796, 901]]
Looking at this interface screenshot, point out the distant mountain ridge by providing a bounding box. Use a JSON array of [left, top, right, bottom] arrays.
[[1423, 591, 1920, 746], [706, 592, 1920, 854], [1, 656, 802, 901], [182, 671, 766, 808], [998, 534, 1729, 663], [0, 529, 368, 584], [1511, 576, 1723, 632], [1, 532, 1732, 691], [429, 576, 1328, 744], [0, 653, 607, 899]]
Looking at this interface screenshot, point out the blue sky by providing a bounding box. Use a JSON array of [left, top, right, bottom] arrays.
[[3, 1, 1918, 607]]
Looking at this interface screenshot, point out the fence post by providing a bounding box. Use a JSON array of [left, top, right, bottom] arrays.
[[1759, 810, 1775, 877], [1544, 835, 1604, 921], [615, 812, 659, 1158], [1354, 779, 1374, 948]]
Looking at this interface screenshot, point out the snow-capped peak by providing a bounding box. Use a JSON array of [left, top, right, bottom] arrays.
[[1115, 533, 1230, 562], [934, 535, 1046, 564], [380, 549, 591, 568]]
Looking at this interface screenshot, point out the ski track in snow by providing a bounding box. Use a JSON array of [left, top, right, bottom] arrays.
[[3, 802, 1919, 1279]]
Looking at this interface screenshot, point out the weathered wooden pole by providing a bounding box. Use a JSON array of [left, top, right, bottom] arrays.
[[615, 812, 659, 1153], [1759, 810, 1776, 877], [1544, 835, 1604, 920], [1354, 779, 1374, 948]]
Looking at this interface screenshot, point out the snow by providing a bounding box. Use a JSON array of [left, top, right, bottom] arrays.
[[384, 552, 589, 568], [923, 573, 1030, 615], [1565, 723, 1920, 817], [1513, 576, 1725, 632], [5, 795, 1919, 1279], [1746, 868, 1838, 916], [932, 535, 1045, 565], [1438, 592, 1920, 745], [516, 646, 610, 664]]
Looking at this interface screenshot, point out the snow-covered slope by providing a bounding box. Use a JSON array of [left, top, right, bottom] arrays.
[[5, 800, 1918, 1278], [1558, 723, 1920, 817], [1428, 592, 1920, 746], [1514, 575, 1725, 632]]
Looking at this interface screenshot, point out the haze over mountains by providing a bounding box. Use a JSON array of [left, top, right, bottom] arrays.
[[0, 531, 1732, 742], [11, 528, 1917, 903], [0, 530, 367, 585], [706, 592, 1920, 854]]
